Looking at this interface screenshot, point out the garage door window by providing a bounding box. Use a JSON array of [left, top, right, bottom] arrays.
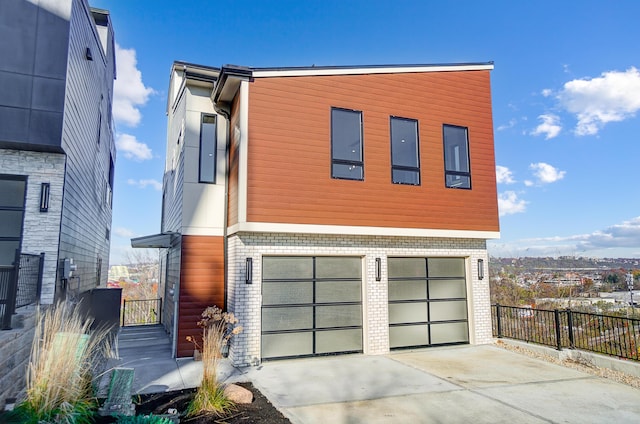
[[388, 257, 468, 349], [262, 256, 363, 359]]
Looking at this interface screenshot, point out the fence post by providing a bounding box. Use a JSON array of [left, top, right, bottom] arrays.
[[554, 309, 562, 351], [496, 304, 503, 338], [566, 308, 574, 349], [36, 252, 45, 302], [121, 299, 126, 326]]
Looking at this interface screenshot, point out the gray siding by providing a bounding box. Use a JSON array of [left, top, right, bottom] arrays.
[[162, 79, 186, 233], [56, 0, 115, 297]]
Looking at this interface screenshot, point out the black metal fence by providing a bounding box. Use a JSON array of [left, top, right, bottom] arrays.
[[0, 251, 45, 330], [492, 304, 640, 362], [121, 298, 162, 326]]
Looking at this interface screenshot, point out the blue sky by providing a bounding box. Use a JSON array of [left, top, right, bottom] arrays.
[[93, 0, 640, 264]]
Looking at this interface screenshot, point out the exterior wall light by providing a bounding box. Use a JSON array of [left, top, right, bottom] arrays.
[[86, 47, 93, 61], [478, 259, 484, 280], [245, 257, 253, 284], [375, 257, 381, 281], [40, 183, 50, 212]]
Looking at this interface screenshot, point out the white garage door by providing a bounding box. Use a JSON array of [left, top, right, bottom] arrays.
[[261, 256, 363, 359], [388, 257, 469, 349]]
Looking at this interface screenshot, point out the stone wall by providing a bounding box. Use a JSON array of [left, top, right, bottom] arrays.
[[0, 306, 37, 410]]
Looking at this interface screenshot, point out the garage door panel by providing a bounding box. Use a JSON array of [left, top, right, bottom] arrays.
[[430, 322, 469, 344], [263, 281, 313, 305], [316, 280, 361, 303], [388, 258, 426, 278], [263, 257, 313, 279], [430, 300, 467, 322], [429, 279, 466, 299], [390, 325, 429, 348], [316, 304, 362, 328], [316, 257, 362, 279], [427, 258, 465, 277], [316, 329, 363, 354], [389, 280, 427, 301], [262, 256, 363, 359], [388, 257, 468, 349], [389, 302, 428, 324], [262, 332, 313, 358], [262, 307, 313, 332]]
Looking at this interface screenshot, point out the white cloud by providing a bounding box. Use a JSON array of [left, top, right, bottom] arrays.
[[114, 227, 135, 238], [498, 191, 527, 216], [113, 44, 155, 127], [489, 217, 640, 258], [529, 162, 566, 184], [127, 178, 162, 191], [523, 180, 534, 187], [116, 133, 152, 161], [496, 166, 515, 184], [530, 114, 562, 139], [497, 119, 517, 131], [578, 216, 640, 250], [541, 88, 553, 97], [557, 67, 640, 136]]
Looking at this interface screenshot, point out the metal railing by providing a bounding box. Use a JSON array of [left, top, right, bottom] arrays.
[[1, 251, 45, 330], [121, 298, 162, 326], [492, 304, 640, 361]]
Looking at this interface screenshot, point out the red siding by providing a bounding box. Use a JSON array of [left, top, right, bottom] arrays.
[[245, 71, 499, 232], [176, 235, 225, 357]]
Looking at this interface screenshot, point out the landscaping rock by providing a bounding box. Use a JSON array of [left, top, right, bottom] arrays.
[[224, 383, 253, 404]]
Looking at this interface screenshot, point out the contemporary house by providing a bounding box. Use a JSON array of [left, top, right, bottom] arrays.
[[137, 60, 499, 366], [0, 0, 116, 309]]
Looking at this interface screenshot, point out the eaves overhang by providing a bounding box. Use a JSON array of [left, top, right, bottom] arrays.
[[212, 64, 253, 105], [131, 232, 180, 249]]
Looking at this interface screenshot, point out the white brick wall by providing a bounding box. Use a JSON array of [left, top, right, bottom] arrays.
[[226, 232, 492, 366], [0, 149, 65, 304]]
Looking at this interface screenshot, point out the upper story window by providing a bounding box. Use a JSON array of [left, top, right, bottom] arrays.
[[390, 116, 420, 185], [443, 124, 471, 189], [331, 107, 363, 181], [199, 114, 217, 183]]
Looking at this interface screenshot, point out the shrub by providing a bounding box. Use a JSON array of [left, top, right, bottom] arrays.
[[116, 414, 174, 424], [7, 300, 112, 424], [186, 306, 242, 417]]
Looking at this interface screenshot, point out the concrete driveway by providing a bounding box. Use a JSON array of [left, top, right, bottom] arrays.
[[241, 345, 640, 424]]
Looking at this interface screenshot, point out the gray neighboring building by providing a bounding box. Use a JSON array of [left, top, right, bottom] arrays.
[[0, 0, 116, 304]]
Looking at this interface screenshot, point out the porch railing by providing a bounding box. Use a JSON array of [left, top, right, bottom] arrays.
[[492, 304, 640, 362], [1, 251, 45, 330], [121, 298, 162, 326]]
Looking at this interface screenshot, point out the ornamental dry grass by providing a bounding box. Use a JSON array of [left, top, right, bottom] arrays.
[[186, 306, 242, 418], [9, 300, 112, 424]]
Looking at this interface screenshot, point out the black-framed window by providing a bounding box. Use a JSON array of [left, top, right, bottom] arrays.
[[331, 107, 363, 180], [443, 124, 471, 189], [391, 116, 420, 185], [199, 114, 217, 183], [0, 175, 26, 266]]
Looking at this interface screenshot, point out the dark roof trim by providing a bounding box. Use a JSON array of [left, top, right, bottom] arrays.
[[250, 61, 494, 72]]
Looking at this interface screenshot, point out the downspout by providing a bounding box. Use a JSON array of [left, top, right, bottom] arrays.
[[214, 104, 231, 312]]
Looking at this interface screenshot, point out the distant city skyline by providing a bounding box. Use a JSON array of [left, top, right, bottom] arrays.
[[92, 0, 640, 264]]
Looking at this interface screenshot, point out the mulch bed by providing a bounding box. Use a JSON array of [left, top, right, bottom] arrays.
[[95, 382, 291, 423]]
